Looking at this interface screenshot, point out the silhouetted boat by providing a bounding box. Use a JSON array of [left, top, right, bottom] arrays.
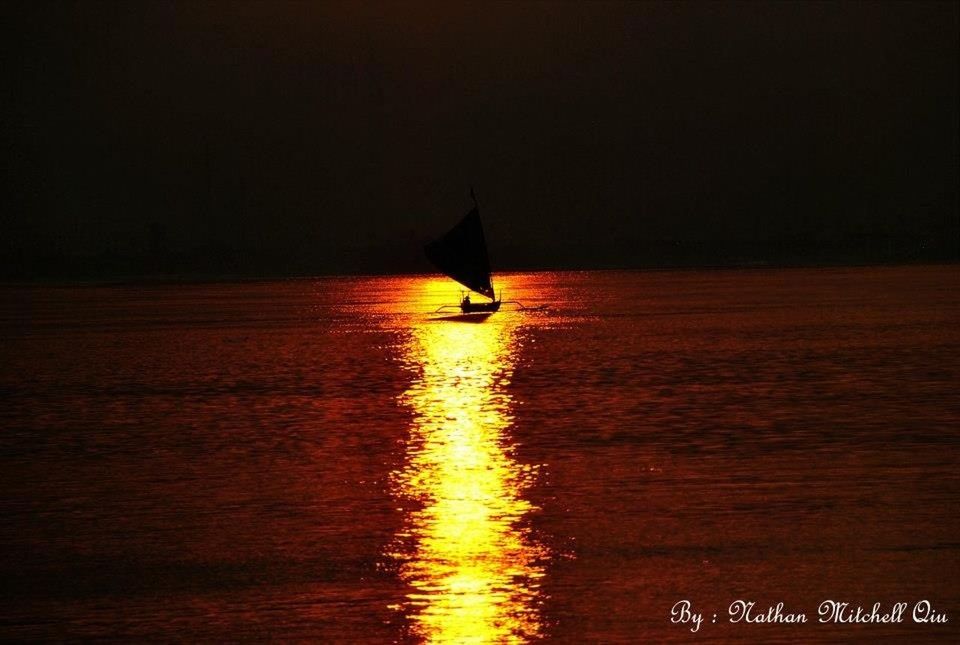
[[426, 190, 502, 314]]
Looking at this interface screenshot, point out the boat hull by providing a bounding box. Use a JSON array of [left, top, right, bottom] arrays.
[[460, 300, 501, 314]]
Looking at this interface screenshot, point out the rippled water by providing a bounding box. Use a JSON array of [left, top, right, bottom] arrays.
[[1, 266, 958, 641]]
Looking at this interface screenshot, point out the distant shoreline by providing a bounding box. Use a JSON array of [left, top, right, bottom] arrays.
[[2, 259, 957, 288]]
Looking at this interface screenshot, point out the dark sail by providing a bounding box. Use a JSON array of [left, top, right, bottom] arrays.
[[424, 207, 495, 299]]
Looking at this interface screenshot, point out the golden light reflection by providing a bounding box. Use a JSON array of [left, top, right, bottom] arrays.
[[389, 279, 548, 643]]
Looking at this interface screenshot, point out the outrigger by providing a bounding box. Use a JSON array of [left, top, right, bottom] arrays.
[[425, 189, 545, 315]]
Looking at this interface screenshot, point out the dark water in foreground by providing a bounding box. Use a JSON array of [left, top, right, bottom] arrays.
[[1, 266, 958, 642]]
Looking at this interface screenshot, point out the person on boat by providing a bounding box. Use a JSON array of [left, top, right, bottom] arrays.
[[462, 294, 471, 307]]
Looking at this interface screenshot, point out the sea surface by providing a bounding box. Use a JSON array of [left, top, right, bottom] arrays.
[[1, 266, 958, 642]]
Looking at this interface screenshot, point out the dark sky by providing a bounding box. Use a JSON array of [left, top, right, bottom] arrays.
[[3, 1, 958, 277]]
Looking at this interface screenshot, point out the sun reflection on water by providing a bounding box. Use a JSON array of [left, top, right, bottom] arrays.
[[389, 279, 548, 643]]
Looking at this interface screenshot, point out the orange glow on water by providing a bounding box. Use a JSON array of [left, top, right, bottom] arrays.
[[389, 279, 548, 642]]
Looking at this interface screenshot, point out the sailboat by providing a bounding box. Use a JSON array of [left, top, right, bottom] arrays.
[[425, 190, 502, 314]]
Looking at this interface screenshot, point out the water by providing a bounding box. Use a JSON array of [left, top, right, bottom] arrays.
[[1, 266, 958, 642]]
